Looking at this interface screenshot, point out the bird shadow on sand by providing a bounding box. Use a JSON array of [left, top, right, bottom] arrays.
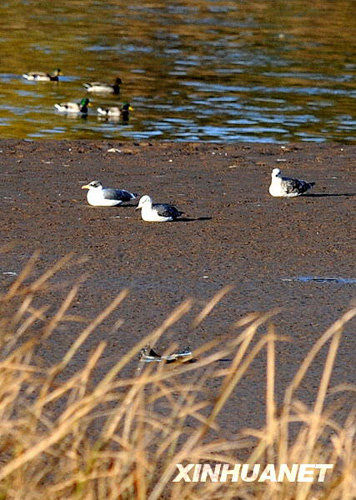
[[176, 216, 212, 223], [303, 193, 356, 198], [120, 203, 139, 208]]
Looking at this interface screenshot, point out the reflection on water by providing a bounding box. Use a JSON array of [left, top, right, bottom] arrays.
[[0, 0, 355, 142], [283, 277, 356, 284]]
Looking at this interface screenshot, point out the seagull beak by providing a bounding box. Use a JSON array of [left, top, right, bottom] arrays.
[[135, 206, 140, 210], [81, 184, 90, 190], [129, 106, 134, 111]]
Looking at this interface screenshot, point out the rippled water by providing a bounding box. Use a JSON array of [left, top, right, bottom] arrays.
[[283, 277, 356, 284], [0, 0, 355, 142]]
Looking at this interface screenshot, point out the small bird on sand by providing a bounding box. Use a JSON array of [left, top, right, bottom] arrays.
[[22, 69, 61, 81], [97, 103, 133, 120], [136, 195, 184, 222], [84, 77, 122, 94], [54, 98, 90, 114], [81, 180, 137, 206], [269, 168, 315, 197], [139, 346, 193, 364]]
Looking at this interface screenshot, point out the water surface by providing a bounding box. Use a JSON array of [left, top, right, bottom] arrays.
[[283, 277, 356, 284], [0, 0, 355, 142]]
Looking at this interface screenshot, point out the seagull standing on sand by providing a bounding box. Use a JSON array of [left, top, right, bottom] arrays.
[[136, 195, 184, 222], [269, 168, 315, 197], [81, 180, 137, 206]]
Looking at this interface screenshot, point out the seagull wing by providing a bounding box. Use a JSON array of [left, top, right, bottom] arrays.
[[103, 188, 136, 202], [281, 176, 314, 195], [154, 203, 183, 219]]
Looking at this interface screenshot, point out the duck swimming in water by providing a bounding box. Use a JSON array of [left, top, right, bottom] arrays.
[[23, 69, 61, 81], [54, 98, 90, 114], [97, 103, 133, 120], [84, 77, 122, 94]]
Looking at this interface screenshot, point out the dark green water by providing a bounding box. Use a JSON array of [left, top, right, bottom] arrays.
[[0, 0, 355, 142]]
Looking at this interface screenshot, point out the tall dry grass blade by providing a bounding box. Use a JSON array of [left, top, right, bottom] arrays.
[[32, 290, 127, 425], [0, 414, 71, 481], [3, 251, 40, 300], [146, 373, 213, 470], [134, 388, 147, 500], [295, 330, 342, 500], [15, 304, 48, 337], [309, 331, 341, 446], [67, 341, 107, 406], [43, 283, 81, 340], [0, 376, 122, 483], [0, 361, 40, 373], [266, 327, 276, 460], [41, 289, 129, 393], [247, 330, 279, 466], [122, 386, 141, 444], [25, 253, 75, 293], [95, 300, 193, 444], [279, 307, 356, 464], [202, 311, 276, 433], [266, 326, 276, 433], [98, 299, 193, 392], [1, 304, 49, 358], [190, 285, 233, 329], [286, 307, 356, 401], [148, 316, 274, 500], [9, 293, 35, 329], [340, 415, 356, 500], [33, 365, 93, 415], [233, 310, 276, 329]]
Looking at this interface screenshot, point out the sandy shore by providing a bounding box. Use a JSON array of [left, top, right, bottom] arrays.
[[1, 140, 355, 431]]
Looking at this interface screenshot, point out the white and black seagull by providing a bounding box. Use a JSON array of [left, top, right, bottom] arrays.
[[136, 195, 184, 222], [81, 180, 137, 206], [269, 168, 315, 197]]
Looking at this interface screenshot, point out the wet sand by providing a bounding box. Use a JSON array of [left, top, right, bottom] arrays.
[[1, 140, 355, 432]]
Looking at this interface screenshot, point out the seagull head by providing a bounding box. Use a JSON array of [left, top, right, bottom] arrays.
[[81, 180, 103, 190], [272, 168, 281, 178], [136, 195, 152, 210]]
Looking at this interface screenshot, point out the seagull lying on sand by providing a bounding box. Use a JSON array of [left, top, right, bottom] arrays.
[[81, 180, 137, 206], [136, 195, 184, 222], [269, 168, 315, 197], [55, 98, 90, 114]]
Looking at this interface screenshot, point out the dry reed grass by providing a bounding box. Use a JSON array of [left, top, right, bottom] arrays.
[[0, 256, 355, 500]]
